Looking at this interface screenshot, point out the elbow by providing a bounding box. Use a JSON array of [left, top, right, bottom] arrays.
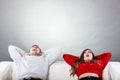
[[104, 52, 112, 59], [107, 52, 112, 57], [63, 54, 69, 59], [8, 45, 15, 52], [63, 54, 66, 58], [109, 52, 112, 58], [104, 52, 112, 56]]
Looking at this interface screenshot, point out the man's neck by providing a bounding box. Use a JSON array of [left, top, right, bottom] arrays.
[[29, 53, 42, 56]]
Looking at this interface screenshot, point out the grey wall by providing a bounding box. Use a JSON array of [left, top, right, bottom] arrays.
[[0, 0, 120, 61]]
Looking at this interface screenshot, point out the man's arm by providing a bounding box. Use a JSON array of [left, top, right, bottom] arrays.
[[8, 45, 26, 63], [45, 48, 62, 65]]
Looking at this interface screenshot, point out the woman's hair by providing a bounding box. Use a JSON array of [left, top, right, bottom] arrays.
[[70, 49, 98, 76]]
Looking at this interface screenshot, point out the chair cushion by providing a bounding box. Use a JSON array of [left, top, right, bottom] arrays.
[[0, 61, 13, 80]]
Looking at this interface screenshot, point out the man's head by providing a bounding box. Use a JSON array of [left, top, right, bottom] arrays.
[[29, 45, 42, 56]]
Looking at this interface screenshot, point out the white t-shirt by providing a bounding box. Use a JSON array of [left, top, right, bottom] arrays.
[[8, 45, 62, 80]]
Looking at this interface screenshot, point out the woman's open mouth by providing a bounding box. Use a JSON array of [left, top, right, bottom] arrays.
[[86, 55, 89, 57]]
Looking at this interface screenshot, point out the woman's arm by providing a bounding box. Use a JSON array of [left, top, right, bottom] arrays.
[[63, 54, 79, 66], [8, 45, 26, 63], [96, 52, 112, 68]]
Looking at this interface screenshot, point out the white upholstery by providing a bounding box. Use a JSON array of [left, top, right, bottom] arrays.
[[109, 62, 120, 80], [0, 61, 120, 80], [48, 61, 78, 80], [48, 61, 111, 80], [102, 62, 111, 80], [0, 61, 12, 80]]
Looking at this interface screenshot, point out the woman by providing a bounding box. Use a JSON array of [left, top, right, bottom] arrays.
[[63, 49, 112, 80]]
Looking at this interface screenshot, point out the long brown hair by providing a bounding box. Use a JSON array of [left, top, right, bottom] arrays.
[[70, 49, 98, 76]]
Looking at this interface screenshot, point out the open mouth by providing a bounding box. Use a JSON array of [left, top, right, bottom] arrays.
[[86, 55, 89, 57], [32, 49, 36, 51]]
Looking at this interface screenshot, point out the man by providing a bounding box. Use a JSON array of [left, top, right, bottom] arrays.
[[8, 45, 62, 80]]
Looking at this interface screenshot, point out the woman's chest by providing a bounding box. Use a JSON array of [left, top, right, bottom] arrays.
[[77, 61, 103, 71]]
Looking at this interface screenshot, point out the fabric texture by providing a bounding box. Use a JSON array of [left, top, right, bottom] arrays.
[[0, 61, 12, 80], [109, 62, 120, 80]]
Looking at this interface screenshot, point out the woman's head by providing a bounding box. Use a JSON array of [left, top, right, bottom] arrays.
[[80, 49, 96, 62], [70, 49, 97, 76], [29, 44, 42, 56]]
